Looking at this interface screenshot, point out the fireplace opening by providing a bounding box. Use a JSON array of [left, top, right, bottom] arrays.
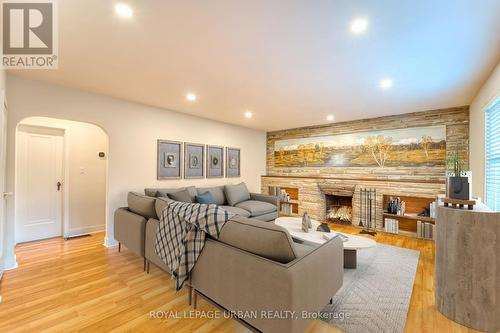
[[326, 194, 353, 224]]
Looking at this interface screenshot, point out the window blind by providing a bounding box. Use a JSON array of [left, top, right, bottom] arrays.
[[485, 97, 500, 211]]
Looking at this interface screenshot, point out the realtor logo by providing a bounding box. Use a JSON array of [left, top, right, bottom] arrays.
[[1, 0, 58, 69]]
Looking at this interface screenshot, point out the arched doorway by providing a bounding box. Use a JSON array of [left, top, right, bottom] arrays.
[[15, 117, 108, 242]]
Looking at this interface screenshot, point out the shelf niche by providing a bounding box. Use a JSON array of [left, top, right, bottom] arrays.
[[382, 195, 435, 233], [269, 186, 299, 216]]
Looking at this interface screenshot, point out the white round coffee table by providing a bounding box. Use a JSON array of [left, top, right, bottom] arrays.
[[275, 216, 376, 268]]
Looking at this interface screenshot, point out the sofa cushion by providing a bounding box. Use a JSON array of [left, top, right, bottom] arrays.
[[235, 200, 277, 216], [168, 189, 193, 203], [154, 197, 170, 219], [197, 186, 226, 205], [219, 205, 251, 218], [224, 182, 250, 206], [127, 192, 157, 219], [145, 186, 197, 201], [196, 191, 216, 204], [251, 211, 279, 222], [144, 188, 159, 197], [218, 215, 297, 263], [293, 242, 315, 258]]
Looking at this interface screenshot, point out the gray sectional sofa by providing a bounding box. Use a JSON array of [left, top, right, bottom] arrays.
[[114, 183, 344, 333]]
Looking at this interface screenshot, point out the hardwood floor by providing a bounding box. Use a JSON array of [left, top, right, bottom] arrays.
[[0, 226, 481, 333]]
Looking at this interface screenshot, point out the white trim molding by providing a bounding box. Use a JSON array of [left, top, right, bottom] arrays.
[[103, 235, 118, 248], [3, 254, 18, 270], [67, 225, 105, 238]]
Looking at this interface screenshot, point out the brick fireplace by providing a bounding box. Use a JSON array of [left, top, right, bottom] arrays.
[[261, 176, 445, 231]]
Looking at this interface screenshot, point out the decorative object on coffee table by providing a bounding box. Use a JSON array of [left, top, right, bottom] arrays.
[[316, 223, 331, 232], [359, 188, 377, 236], [446, 151, 470, 200], [207, 145, 224, 178], [275, 216, 377, 268], [184, 142, 204, 179], [226, 147, 240, 177], [157, 140, 182, 179], [301, 212, 310, 232]]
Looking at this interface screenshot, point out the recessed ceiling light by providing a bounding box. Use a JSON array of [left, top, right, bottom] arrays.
[[186, 93, 197, 102], [115, 3, 133, 18], [326, 115, 335, 121], [350, 18, 368, 34], [379, 79, 393, 89], [244, 111, 253, 119]]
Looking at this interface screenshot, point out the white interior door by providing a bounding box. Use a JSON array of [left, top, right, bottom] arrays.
[[16, 125, 64, 243]]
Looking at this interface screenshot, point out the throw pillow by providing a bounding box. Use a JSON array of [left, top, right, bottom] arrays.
[[195, 191, 216, 204], [196, 186, 226, 205], [127, 192, 157, 219], [154, 197, 172, 218], [168, 189, 193, 203], [224, 182, 250, 206]]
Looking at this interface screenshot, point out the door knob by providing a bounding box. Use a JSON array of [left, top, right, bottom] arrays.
[[3, 192, 13, 198], [57, 182, 62, 191]]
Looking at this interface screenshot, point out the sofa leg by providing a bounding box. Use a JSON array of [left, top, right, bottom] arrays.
[[118, 243, 121, 252], [329, 298, 333, 304], [143, 258, 146, 271], [193, 290, 198, 309], [146, 261, 150, 274], [188, 286, 192, 306]]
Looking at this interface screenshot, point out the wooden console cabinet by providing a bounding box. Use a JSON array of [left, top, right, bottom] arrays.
[[435, 205, 500, 332]]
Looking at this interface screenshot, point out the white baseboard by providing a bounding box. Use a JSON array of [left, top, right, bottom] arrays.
[[66, 224, 105, 238], [3, 254, 18, 270], [103, 236, 118, 248]]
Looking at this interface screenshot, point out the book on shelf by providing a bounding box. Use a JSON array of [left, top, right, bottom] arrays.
[[416, 220, 435, 240], [403, 212, 418, 217], [269, 186, 292, 203], [384, 218, 399, 234], [280, 202, 293, 215]]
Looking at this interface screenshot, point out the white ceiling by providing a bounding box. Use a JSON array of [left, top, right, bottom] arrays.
[[10, 0, 500, 131]]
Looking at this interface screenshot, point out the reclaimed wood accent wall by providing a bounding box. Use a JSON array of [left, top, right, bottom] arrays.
[[262, 106, 470, 227]]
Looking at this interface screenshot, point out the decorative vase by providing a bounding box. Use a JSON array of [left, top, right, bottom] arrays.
[[447, 176, 470, 200], [302, 213, 310, 232]]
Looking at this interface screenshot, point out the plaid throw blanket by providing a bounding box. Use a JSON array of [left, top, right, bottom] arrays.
[[155, 200, 234, 290]]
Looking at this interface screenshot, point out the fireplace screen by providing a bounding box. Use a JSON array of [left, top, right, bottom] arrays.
[[326, 195, 353, 224]]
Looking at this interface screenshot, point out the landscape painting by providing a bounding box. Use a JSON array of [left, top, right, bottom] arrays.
[[274, 125, 446, 168]]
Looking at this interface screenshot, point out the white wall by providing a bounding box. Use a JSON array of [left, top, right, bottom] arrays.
[[4, 75, 267, 267], [470, 61, 500, 198], [18, 117, 107, 237]]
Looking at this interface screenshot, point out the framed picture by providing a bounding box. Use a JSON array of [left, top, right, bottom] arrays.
[[184, 142, 204, 179], [226, 147, 240, 177], [207, 145, 224, 178], [157, 140, 182, 179]]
